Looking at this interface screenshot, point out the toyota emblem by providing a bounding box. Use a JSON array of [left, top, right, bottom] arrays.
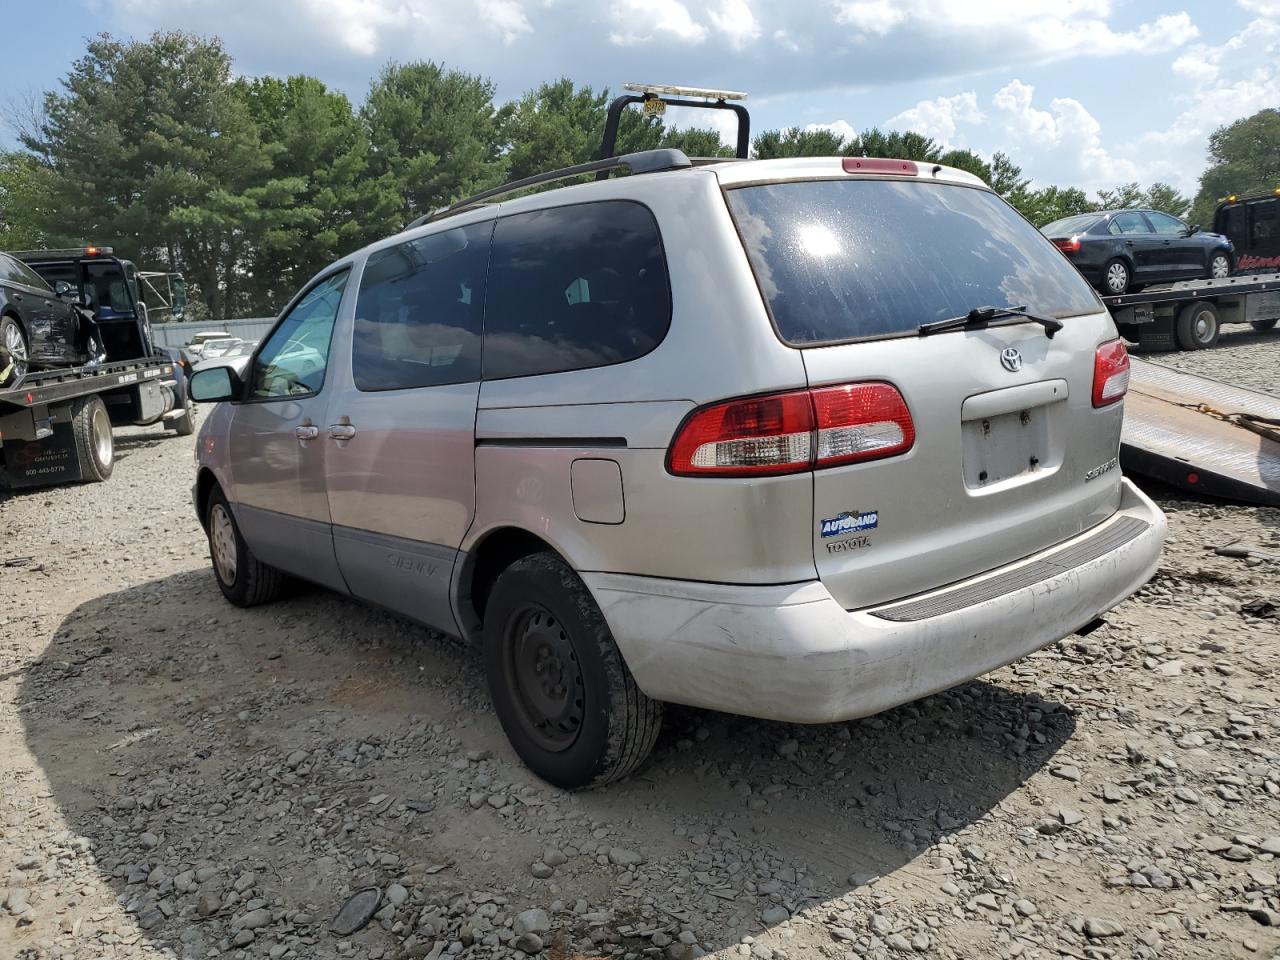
[[1000, 347, 1023, 372]]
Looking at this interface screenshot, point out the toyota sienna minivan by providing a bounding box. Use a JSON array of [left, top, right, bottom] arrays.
[[190, 147, 1166, 789]]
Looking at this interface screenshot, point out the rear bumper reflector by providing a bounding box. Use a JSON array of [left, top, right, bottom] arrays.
[[868, 515, 1150, 622]]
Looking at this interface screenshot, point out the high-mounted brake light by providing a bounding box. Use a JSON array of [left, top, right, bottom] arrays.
[[842, 158, 918, 176], [668, 382, 914, 477], [1092, 339, 1130, 408]]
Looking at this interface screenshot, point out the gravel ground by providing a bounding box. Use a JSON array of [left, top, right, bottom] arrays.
[[2, 332, 1279, 960]]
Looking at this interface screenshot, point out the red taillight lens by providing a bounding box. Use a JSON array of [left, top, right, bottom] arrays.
[[1092, 339, 1130, 407], [842, 157, 918, 176], [811, 383, 915, 467], [1052, 237, 1081, 253], [668, 382, 914, 477]]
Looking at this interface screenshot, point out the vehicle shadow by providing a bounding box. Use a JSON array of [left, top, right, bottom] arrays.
[[17, 570, 1076, 958]]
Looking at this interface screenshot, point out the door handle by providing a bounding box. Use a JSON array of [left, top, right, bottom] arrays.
[[294, 424, 319, 441], [328, 421, 356, 441]]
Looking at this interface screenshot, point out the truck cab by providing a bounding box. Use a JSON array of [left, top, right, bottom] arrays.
[[1214, 191, 1280, 274]]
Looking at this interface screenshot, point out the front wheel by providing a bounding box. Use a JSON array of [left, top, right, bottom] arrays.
[[1208, 251, 1232, 280], [1102, 259, 1131, 295], [483, 553, 662, 789], [1175, 301, 1220, 350], [206, 488, 284, 606]]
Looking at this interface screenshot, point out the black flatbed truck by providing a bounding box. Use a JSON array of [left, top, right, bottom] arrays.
[[0, 355, 193, 489], [1102, 271, 1280, 351]]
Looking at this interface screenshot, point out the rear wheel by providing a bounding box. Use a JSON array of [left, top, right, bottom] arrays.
[[1102, 259, 1131, 295], [1, 315, 28, 387], [206, 488, 284, 606], [483, 553, 662, 789], [70, 395, 114, 482], [1251, 318, 1277, 333], [1175, 301, 1220, 350], [1208, 251, 1232, 280]]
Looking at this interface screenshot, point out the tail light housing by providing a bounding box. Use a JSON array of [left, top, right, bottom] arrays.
[[1052, 237, 1081, 253], [668, 382, 914, 477], [1092, 339, 1130, 407]]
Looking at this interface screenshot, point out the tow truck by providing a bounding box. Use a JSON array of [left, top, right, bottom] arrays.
[[0, 246, 194, 489]]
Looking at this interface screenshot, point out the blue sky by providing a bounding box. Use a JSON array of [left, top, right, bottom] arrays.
[[6, 1, 1277, 195]]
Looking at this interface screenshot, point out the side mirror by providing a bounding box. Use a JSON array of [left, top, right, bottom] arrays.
[[54, 280, 74, 298], [1190, 224, 1201, 235], [189, 364, 243, 402]]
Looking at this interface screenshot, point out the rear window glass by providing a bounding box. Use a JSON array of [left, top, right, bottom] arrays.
[[1042, 214, 1100, 235], [725, 179, 1101, 345], [483, 201, 671, 380]]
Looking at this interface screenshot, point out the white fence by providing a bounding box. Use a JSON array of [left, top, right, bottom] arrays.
[[150, 318, 275, 349]]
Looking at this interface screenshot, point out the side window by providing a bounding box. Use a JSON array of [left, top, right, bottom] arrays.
[[1253, 201, 1278, 243], [0, 254, 21, 284], [250, 270, 349, 400], [352, 222, 491, 391], [11, 259, 53, 292], [1109, 212, 1151, 235], [483, 201, 672, 380], [1147, 212, 1187, 236]]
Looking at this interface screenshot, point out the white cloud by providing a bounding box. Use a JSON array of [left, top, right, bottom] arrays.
[[833, 0, 907, 36], [992, 79, 1137, 188], [478, 0, 533, 44], [608, 0, 707, 44], [708, 0, 761, 48], [887, 91, 983, 148], [803, 120, 857, 142]]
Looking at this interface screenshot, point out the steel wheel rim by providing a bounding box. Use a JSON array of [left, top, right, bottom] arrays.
[[1211, 256, 1229, 279], [210, 504, 238, 586], [91, 405, 113, 465], [3, 321, 27, 381], [504, 604, 585, 753], [1194, 309, 1215, 343], [1106, 263, 1127, 292]]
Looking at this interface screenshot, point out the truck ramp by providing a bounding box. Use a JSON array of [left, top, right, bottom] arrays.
[[1121, 358, 1280, 507]]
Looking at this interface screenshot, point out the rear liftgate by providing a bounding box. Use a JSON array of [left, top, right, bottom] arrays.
[[1121, 358, 1280, 506]]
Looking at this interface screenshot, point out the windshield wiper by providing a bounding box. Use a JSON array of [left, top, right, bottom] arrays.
[[918, 305, 1064, 339]]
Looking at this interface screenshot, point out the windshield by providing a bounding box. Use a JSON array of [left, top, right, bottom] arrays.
[[725, 179, 1101, 345], [1042, 214, 1101, 236]]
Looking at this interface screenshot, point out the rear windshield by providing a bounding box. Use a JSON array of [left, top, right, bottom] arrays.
[[1042, 214, 1101, 236], [725, 179, 1101, 345]]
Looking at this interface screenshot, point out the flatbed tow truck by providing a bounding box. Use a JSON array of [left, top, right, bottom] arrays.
[[0, 246, 195, 490]]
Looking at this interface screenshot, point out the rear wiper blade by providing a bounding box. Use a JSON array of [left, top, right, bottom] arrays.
[[918, 305, 1064, 339]]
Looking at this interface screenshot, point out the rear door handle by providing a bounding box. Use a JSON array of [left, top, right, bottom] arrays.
[[294, 424, 319, 441], [328, 422, 356, 441]]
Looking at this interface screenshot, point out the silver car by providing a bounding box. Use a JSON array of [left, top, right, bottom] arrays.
[[190, 150, 1166, 789]]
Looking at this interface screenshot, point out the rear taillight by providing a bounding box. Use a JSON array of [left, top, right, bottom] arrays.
[[1052, 237, 1081, 253], [668, 382, 914, 477], [1092, 339, 1130, 407]]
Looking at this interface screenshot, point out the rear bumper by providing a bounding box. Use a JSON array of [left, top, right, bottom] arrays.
[[586, 478, 1165, 723]]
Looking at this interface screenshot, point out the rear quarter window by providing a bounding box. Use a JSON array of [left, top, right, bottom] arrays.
[[482, 200, 672, 380], [725, 179, 1102, 345]]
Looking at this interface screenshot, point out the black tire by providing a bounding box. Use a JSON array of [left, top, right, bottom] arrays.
[[483, 553, 662, 789], [70, 395, 114, 482], [170, 383, 195, 436], [1102, 258, 1131, 295], [1207, 250, 1232, 281], [1175, 301, 1220, 350], [205, 487, 284, 606], [1, 314, 29, 387], [1251, 318, 1277, 333]]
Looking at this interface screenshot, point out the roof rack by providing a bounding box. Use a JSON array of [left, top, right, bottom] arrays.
[[598, 83, 750, 179], [406, 148, 693, 229]]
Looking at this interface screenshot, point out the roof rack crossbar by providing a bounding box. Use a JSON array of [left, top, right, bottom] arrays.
[[598, 93, 750, 179], [407, 149, 693, 229]]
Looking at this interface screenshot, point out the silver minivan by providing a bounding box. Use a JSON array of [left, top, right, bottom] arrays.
[[191, 142, 1166, 789]]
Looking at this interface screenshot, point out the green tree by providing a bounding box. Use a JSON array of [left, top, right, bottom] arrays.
[[847, 128, 943, 163], [1094, 182, 1147, 210], [660, 126, 735, 158], [1191, 108, 1280, 225], [937, 148, 991, 182], [0, 152, 53, 249], [987, 153, 1030, 199], [21, 32, 274, 318], [1013, 186, 1097, 227], [1142, 182, 1192, 220], [752, 126, 848, 158], [362, 61, 508, 224]]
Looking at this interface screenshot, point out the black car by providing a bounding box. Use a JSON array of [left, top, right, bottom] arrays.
[[1041, 209, 1234, 295], [0, 251, 97, 386]]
